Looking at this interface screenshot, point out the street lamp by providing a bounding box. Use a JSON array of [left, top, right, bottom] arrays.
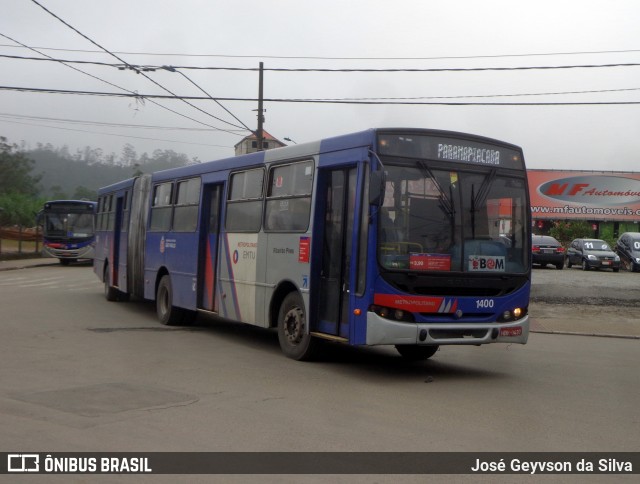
[[284, 137, 297, 144]]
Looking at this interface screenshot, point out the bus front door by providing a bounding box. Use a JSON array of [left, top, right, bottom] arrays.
[[199, 184, 223, 312], [318, 167, 357, 338]]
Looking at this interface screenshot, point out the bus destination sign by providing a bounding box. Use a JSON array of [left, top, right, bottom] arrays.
[[378, 134, 523, 169]]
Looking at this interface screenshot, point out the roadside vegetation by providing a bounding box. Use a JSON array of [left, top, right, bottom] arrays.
[[0, 135, 195, 259]]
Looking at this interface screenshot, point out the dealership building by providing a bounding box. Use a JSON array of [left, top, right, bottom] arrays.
[[528, 170, 640, 240]]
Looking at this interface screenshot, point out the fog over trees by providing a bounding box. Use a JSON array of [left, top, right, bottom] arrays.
[[1, 135, 197, 226]]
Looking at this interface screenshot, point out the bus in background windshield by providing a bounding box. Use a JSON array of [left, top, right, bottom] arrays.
[[39, 200, 97, 265], [95, 128, 531, 362]]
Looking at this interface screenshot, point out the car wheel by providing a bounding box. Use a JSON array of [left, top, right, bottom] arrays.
[[556, 261, 564, 270], [581, 259, 590, 271], [566, 258, 572, 268]]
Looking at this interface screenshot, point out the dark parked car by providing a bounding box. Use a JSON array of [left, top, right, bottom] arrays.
[[615, 232, 640, 272], [566, 238, 620, 272], [531, 235, 565, 269]]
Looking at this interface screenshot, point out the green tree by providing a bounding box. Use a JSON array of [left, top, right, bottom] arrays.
[[0, 192, 43, 226], [549, 220, 593, 247], [0, 136, 41, 196]]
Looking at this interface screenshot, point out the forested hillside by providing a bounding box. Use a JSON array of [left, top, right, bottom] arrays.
[[0, 135, 200, 230], [27, 142, 198, 200]]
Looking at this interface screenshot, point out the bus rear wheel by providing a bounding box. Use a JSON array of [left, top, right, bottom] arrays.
[[395, 345, 439, 361], [156, 275, 190, 325], [277, 292, 316, 361], [103, 265, 119, 302]]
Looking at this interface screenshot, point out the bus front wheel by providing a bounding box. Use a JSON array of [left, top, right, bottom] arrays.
[[395, 344, 439, 361], [277, 292, 316, 361]]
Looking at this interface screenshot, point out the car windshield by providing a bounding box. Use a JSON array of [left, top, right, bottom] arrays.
[[584, 241, 610, 251], [378, 163, 528, 274]]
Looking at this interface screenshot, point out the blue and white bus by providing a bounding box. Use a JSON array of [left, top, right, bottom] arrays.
[[94, 128, 531, 360], [40, 200, 97, 265]]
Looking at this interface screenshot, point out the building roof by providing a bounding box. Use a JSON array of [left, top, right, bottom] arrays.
[[233, 130, 285, 148]]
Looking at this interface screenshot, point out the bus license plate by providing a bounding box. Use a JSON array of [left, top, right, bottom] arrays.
[[500, 327, 522, 337]]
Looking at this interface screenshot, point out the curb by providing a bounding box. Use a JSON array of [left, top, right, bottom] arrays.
[[531, 329, 640, 340], [0, 260, 59, 272]]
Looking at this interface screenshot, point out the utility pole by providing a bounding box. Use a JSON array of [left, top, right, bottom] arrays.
[[257, 62, 265, 151]]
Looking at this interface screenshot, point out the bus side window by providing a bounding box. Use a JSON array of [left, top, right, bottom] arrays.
[[150, 182, 173, 231], [265, 160, 313, 232], [173, 178, 201, 232], [226, 168, 264, 232]]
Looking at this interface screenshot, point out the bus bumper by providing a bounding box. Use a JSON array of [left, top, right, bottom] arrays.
[[42, 245, 95, 260], [365, 312, 529, 346]]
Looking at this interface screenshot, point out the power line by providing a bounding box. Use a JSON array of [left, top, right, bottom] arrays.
[[161, 66, 252, 132], [28, 0, 250, 133], [0, 118, 233, 149], [0, 112, 241, 132], [4, 53, 640, 72], [3, 86, 640, 105], [4, 51, 639, 101], [1, 42, 640, 60], [307, 87, 640, 101], [0, 34, 245, 136]]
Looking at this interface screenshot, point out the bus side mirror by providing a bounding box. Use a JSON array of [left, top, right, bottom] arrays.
[[369, 171, 384, 206]]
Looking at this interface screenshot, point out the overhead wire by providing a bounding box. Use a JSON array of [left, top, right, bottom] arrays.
[[3, 53, 640, 72], [0, 34, 245, 136], [4, 50, 639, 101], [1, 42, 640, 60], [28, 0, 250, 134], [0, 112, 237, 132], [0, 118, 233, 149], [2, 86, 640, 105]]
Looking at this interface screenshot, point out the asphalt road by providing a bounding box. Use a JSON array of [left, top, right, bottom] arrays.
[[530, 265, 640, 338], [0, 264, 638, 482]]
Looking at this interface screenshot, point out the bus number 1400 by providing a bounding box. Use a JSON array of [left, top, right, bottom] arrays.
[[476, 299, 494, 309]]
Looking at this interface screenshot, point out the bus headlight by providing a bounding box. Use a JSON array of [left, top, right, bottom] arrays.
[[369, 305, 415, 322], [498, 307, 526, 322]]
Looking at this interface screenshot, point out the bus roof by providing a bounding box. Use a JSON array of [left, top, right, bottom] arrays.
[[97, 128, 524, 193]]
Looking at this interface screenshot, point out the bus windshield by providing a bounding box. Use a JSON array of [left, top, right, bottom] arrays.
[[378, 163, 528, 274], [44, 211, 95, 240]]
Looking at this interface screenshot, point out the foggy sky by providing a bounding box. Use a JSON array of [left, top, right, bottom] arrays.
[[1, 0, 639, 171]]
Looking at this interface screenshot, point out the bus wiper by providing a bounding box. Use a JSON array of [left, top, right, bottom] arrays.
[[417, 161, 455, 217], [470, 168, 497, 239], [473, 168, 497, 210]]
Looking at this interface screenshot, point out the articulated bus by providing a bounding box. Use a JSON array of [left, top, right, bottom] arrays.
[[94, 128, 531, 361], [39, 200, 97, 265]]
